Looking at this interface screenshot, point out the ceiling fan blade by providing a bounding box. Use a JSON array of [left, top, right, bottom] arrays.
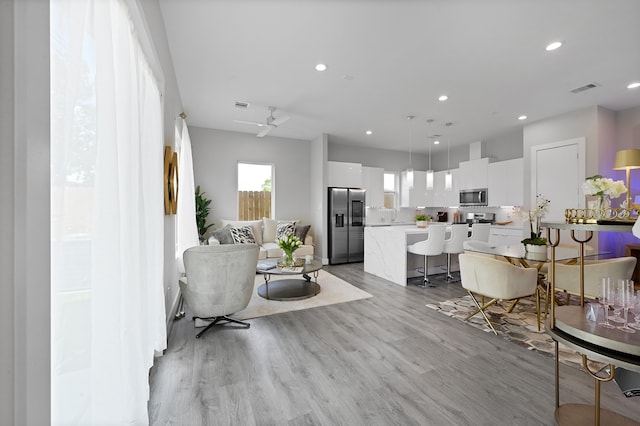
[[233, 119, 266, 127], [256, 125, 274, 138], [271, 115, 290, 127]]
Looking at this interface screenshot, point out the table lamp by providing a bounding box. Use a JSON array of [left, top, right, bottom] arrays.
[[613, 148, 640, 208]]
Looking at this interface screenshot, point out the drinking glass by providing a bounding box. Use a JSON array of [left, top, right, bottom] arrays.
[[610, 280, 626, 323], [598, 277, 616, 329], [617, 279, 636, 333], [629, 291, 640, 330]]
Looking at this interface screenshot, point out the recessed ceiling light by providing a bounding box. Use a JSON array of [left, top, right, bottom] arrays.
[[438, 95, 448, 101], [545, 41, 562, 51], [315, 63, 327, 71], [518, 115, 528, 120], [433, 140, 440, 145], [628, 82, 640, 89], [366, 130, 372, 135]]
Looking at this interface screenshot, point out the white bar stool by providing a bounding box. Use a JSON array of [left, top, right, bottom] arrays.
[[443, 224, 469, 282], [407, 224, 446, 287]]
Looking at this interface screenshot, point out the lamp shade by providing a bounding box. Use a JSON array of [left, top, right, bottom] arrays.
[[613, 149, 640, 170], [426, 170, 434, 189]]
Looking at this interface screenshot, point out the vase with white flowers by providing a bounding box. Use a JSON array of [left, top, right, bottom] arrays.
[[277, 233, 303, 268], [582, 175, 627, 214], [520, 194, 550, 252]]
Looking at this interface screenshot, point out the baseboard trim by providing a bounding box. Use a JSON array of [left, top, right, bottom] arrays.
[[166, 289, 182, 341]]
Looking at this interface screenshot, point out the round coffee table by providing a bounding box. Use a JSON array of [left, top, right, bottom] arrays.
[[256, 259, 323, 301]]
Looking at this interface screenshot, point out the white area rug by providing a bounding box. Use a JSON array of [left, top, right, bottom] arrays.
[[196, 269, 372, 325]]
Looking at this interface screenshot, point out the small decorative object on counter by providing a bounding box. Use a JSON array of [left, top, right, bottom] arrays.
[[564, 175, 635, 224], [415, 214, 431, 228], [582, 174, 627, 220]]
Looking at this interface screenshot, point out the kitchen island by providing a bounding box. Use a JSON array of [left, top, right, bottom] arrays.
[[364, 225, 454, 286]]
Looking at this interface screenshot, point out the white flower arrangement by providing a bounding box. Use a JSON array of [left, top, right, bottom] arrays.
[[582, 175, 626, 199], [277, 233, 302, 256], [519, 194, 550, 245]]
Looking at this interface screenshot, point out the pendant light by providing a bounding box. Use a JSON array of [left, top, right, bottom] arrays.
[[406, 116, 414, 189], [445, 135, 452, 191], [426, 119, 434, 190]]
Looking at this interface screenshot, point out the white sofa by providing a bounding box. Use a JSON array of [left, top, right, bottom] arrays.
[[207, 218, 314, 261]]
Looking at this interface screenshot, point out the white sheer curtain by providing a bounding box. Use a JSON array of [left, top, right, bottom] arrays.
[[176, 118, 199, 274], [51, 0, 166, 424]]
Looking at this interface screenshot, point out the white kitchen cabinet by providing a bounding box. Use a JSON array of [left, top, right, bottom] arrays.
[[327, 161, 362, 188], [488, 161, 508, 206], [400, 170, 427, 207], [458, 158, 489, 190], [362, 166, 384, 207], [489, 226, 525, 247], [424, 169, 459, 207], [506, 158, 524, 206], [487, 158, 523, 206]]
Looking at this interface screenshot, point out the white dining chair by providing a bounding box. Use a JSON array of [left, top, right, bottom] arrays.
[[459, 253, 540, 334]]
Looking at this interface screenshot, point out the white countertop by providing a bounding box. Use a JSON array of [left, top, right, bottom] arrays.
[[366, 224, 472, 234], [366, 221, 415, 227]]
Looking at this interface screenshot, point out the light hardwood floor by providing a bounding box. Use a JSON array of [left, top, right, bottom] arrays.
[[148, 263, 640, 425]]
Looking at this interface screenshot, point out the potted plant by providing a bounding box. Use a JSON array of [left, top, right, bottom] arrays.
[[195, 185, 213, 242], [520, 194, 550, 253], [415, 214, 431, 228]]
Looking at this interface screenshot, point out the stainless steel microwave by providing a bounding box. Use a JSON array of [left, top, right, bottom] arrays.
[[459, 188, 488, 206]]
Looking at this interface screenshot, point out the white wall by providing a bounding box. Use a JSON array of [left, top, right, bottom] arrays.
[[310, 134, 329, 262], [328, 128, 524, 173], [1, 0, 51, 424], [602, 106, 640, 256], [189, 127, 313, 230], [0, 0, 17, 421], [328, 142, 430, 171], [523, 106, 600, 209], [139, 0, 185, 325], [482, 129, 524, 162], [522, 105, 640, 255]]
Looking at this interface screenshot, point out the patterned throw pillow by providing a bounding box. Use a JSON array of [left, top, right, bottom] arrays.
[[229, 225, 257, 244], [275, 222, 295, 241]]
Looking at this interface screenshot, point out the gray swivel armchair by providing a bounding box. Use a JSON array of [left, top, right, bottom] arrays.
[[180, 244, 260, 338]]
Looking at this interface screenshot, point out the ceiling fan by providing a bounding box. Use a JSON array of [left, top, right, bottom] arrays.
[[234, 106, 290, 137]]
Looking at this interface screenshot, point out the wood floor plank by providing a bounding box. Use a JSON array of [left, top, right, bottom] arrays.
[[149, 263, 640, 425]]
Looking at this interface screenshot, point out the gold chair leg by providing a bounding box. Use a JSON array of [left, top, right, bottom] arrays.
[[465, 291, 499, 335], [506, 298, 520, 313], [536, 287, 541, 331]]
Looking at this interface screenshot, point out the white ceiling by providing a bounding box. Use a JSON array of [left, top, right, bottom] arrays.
[[159, 0, 640, 154]]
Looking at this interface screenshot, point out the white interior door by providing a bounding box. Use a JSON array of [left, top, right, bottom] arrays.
[[531, 138, 585, 222]]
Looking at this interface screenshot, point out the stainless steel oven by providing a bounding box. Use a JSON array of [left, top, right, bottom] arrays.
[[459, 188, 488, 206]]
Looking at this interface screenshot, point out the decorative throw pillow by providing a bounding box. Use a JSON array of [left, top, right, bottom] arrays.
[[262, 218, 278, 243], [229, 225, 257, 245], [294, 224, 311, 243], [209, 225, 234, 244], [221, 219, 263, 246], [275, 222, 295, 241]]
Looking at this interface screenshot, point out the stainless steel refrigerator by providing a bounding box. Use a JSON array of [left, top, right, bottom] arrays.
[[328, 187, 366, 264]]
